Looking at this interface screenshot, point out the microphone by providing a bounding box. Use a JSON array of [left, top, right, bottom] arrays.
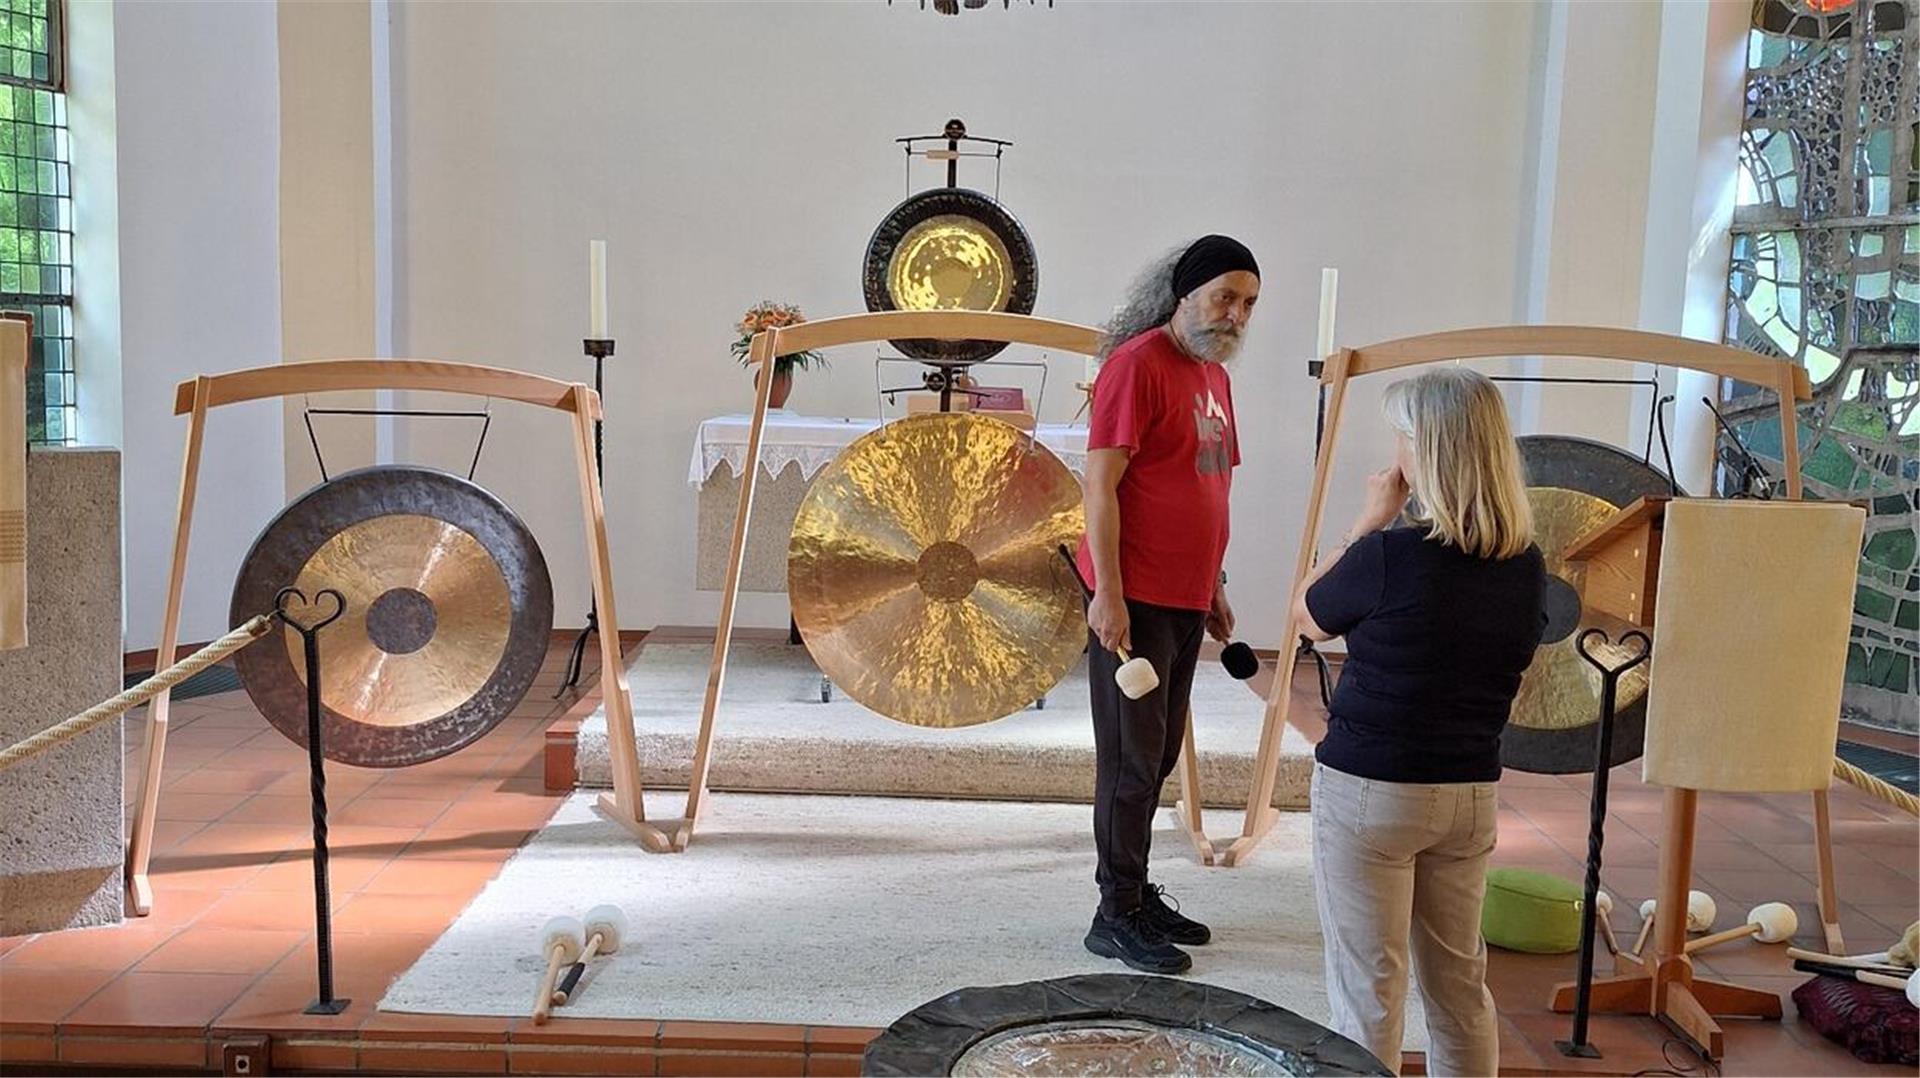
[[1701, 396, 1774, 500]]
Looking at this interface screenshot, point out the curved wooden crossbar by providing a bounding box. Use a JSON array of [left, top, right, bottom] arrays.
[[171, 358, 598, 418], [1341, 325, 1814, 399], [1216, 325, 1814, 870], [760, 309, 1102, 358], [608, 312, 1106, 854], [127, 360, 648, 917]]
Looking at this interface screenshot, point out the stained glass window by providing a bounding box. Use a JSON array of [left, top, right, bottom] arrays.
[[0, 0, 67, 445], [1725, 0, 1918, 729]]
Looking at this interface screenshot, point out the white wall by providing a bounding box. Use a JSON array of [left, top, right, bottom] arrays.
[[390, 1, 1548, 647], [105, 0, 284, 651]]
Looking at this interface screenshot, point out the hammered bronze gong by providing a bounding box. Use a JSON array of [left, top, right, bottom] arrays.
[[789, 412, 1085, 727], [1502, 436, 1681, 774], [229, 465, 554, 767], [862, 187, 1038, 364]]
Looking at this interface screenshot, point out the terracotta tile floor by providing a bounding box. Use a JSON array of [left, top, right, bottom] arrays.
[[1, 641, 1914, 1076]]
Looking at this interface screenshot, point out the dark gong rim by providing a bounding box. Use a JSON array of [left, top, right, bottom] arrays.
[[1503, 435, 1681, 776], [862, 186, 1038, 364], [228, 465, 554, 768], [861, 973, 1392, 1077]]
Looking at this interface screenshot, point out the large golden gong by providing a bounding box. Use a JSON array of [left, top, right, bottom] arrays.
[[229, 466, 554, 767], [1503, 436, 1680, 774], [789, 412, 1085, 727]]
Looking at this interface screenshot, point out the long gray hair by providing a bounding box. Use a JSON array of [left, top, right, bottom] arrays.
[[1097, 245, 1185, 359]]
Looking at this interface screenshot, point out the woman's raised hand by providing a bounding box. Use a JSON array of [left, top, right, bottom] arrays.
[[1355, 463, 1411, 535]]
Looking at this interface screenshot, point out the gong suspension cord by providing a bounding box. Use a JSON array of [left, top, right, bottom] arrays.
[[0, 614, 278, 772], [1833, 756, 1920, 817]]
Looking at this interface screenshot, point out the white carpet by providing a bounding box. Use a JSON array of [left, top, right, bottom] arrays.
[[379, 791, 1427, 1052], [575, 643, 1318, 809]]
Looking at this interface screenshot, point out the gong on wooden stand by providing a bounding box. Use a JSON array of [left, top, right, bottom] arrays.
[[599, 309, 1159, 855], [124, 360, 641, 916]]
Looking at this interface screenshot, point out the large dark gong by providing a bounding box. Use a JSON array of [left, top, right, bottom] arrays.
[[862, 187, 1038, 363], [1503, 435, 1680, 775], [229, 465, 554, 768]]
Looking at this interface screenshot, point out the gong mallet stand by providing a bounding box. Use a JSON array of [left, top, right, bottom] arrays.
[[1555, 626, 1652, 1060], [557, 337, 616, 696], [272, 586, 353, 1015], [126, 360, 651, 916], [1224, 325, 1814, 868]]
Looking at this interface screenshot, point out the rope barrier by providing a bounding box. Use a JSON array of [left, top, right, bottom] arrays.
[[1833, 755, 1919, 818], [0, 615, 277, 771]]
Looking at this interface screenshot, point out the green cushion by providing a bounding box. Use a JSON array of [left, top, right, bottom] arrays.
[[1482, 867, 1586, 954]]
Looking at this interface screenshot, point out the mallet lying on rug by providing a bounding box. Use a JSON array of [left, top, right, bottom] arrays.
[[1058, 545, 1159, 700], [531, 916, 585, 1025], [553, 903, 628, 1007]]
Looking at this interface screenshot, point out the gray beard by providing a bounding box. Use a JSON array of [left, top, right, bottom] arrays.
[[1173, 323, 1242, 365]]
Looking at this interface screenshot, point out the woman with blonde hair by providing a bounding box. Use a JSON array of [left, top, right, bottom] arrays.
[[1293, 366, 1545, 1076]]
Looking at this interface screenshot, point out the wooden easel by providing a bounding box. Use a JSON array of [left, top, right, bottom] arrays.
[[125, 360, 647, 914], [595, 309, 1243, 857], [1215, 326, 1816, 867]]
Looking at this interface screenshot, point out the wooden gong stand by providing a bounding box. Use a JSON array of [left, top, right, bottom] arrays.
[[125, 360, 642, 915], [605, 310, 1218, 862], [1223, 325, 1832, 1059]]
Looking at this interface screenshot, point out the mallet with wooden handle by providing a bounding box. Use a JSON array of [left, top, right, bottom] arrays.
[[554, 903, 628, 1007], [1684, 902, 1797, 955], [1058, 545, 1159, 700], [1792, 959, 1920, 1004], [1632, 890, 1716, 957], [531, 916, 584, 1025], [1593, 890, 1620, 956], [1784, 947, 1911, 976]]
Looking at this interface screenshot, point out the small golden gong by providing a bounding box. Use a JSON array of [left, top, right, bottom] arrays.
[[789, 412, 1086, 728], [862, 187, 1038, 363], [887, 215, 1015, 312]]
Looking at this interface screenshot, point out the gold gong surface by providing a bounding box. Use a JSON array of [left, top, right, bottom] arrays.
[[789, 412, 1086, 728], [1510, 487, 1649, 731], [886, 214, 1015, 312], [284, 514, 511, 727]]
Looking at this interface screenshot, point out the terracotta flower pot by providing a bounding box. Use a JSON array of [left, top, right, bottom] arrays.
[[754, 365, 794, 410]]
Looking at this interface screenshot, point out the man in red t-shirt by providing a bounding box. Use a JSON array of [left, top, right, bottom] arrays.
[[1076, 234, 1258, 974]]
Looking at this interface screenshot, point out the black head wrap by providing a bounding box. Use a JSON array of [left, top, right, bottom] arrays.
[[1171, 234, 1259, 301]]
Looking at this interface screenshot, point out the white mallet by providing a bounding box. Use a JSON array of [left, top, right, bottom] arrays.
[[1113, 646, 1160, 700], [553, 903, 628, 1007], [1632, 891, 1717, 956], [532, 915, 585, 1025], [1684, 902, 1798, 955], [1059, 544, 1160, 700], [1592, 890, 1620, 956]]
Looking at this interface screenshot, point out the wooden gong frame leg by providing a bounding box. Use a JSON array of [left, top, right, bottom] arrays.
[[1171, 710, 1214, 865], [125, 377, 210, 916], [125, 359, 656, 913], [1226, 326, 1811, 870]]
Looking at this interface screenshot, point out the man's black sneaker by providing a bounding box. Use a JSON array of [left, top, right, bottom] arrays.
[[1141, 884, 1211, 945], [1084, 909, 1192, 974]]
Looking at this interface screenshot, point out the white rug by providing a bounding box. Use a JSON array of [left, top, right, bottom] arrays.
[[575, 643, 1318, 809], [379, 791, 1427, 1052]]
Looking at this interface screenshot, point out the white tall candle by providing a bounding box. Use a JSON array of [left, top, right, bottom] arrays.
[[1316, 267, 1338, 360], [588, 240, 609, 338]]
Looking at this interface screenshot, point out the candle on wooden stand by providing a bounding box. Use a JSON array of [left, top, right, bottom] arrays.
[[1315, 267, 1338, 360], [588, 240, 609, 338]]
